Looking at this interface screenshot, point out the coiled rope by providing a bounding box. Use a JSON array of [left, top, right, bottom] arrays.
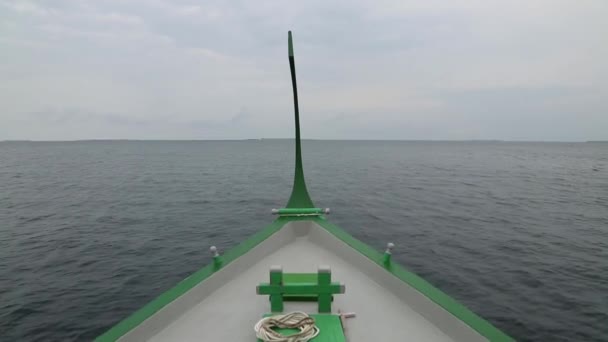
[[254, 311, 320, 342]]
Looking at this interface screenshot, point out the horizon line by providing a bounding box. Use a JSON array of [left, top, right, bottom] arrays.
[[2, 138, 606, 143]]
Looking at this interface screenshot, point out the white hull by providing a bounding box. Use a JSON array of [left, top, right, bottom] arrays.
[[116, 220, 487, 341]]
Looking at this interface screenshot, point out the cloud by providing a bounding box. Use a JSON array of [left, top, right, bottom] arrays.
[[96, 12, 144, 25], [0, 0, 606, 140], [3, 0, 50, 15]]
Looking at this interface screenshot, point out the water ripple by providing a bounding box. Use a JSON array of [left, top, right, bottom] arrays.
[[1, 141, 607, 341]]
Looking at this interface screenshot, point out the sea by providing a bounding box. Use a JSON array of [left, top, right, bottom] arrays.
[[1, 140, 606, 341]]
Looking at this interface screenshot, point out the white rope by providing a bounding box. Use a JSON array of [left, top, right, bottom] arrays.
[[254, 311, 320, 342]]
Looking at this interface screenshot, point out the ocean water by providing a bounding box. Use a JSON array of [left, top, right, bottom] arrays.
[[0, 140, 607, 341]]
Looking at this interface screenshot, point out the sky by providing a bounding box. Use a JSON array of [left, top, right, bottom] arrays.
[[1, 0, 607, 141]]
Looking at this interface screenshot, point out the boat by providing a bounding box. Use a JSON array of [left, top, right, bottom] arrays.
[[96, 31, 513, 342]]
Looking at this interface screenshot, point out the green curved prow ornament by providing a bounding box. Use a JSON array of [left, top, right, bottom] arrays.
[[285, 31, 315, 209]]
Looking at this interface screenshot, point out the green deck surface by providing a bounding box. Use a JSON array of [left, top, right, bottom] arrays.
[[256, 314, 345, 342]]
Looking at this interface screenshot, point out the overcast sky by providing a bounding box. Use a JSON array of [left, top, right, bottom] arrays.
[[1, 0, 606, 141]]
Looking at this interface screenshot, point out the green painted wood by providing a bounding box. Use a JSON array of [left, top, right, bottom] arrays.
[[270, 294, 284, 312], [261, 272, 329, 301], [285, 31, 315, 209], [277, 208, 324, 216], [284, 273, 317, 283], [318, 271, 331, 285], [270, 269, 283, 284], [258, 283, 343, 295], [382, 252, 391, 265], [269, 267, 284, 312], [317, 269, 332, 313], [257, 314, 345, 342], [283, 273, 319, 301], [258, 267, 343, 313]]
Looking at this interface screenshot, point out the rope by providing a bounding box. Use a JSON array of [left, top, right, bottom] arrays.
[[254, 311, 320, 342]]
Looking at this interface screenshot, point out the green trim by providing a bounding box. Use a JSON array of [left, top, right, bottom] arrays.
[[98, 216, 512, 341], [312, 217, 514, 342], [277, 208, 325, 216], [95, 218, 292, 341], [382, 252, 391, 265]]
